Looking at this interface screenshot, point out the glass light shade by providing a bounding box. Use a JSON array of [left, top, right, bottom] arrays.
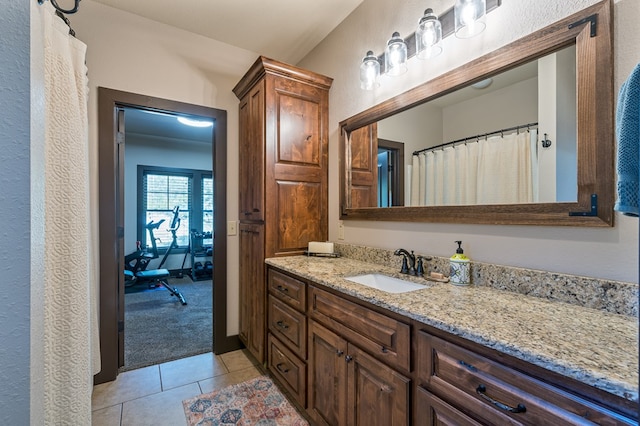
[[360, 51, 380, 90], [416, 8, 443, 60], [454, 0, 486, 38], [384, 32, 408, 76]]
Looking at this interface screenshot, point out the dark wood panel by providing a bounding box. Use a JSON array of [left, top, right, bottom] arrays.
[[238, 80, 265, 221], [276, 91, 322, 166], [308, 321, 348, 426], [239, 223, 265, 363], [273, 181, 323, 253], [347, 344, 410, 426]]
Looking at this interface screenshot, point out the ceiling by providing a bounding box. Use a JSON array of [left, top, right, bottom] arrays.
[[124, 108, 214, 144], [100, 0, 363, 144], [91, 0, 364, 65]]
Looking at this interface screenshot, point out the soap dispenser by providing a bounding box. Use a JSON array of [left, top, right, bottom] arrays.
[[450, 241, 470, 286]]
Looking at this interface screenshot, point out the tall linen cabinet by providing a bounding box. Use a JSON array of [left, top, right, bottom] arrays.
[[233, 57, 332, 363]]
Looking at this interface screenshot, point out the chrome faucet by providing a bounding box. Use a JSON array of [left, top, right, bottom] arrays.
[[394, 249, 416, 275]]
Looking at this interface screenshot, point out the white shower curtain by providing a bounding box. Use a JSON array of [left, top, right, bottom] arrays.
[[36, 3, 99, 424], [410, 131, 534, 206]]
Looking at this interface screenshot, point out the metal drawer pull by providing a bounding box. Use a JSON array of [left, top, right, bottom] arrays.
[[476, 384, 526, 414], [276, 320, 289, 329], [276, 285, 289, 293], [459, 360, 477, 372], [336, 350, 344, 356], [276, 363, 289, 374], [345, 355, 353, 363]]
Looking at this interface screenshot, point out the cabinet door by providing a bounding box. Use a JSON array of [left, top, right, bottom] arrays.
[[308, 321, 348, 426], [415, 386, 483, 426], [349, 123, 378, 208], [238, 223, 265, 362], [238, 80, 265, 221], [347, 344, 410, 426], [264, 76, 328, 257]]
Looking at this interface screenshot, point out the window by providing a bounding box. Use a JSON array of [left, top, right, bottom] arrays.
[[138, 166, 213, 250]]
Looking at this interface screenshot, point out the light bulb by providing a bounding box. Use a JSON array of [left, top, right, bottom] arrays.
[[385, 32, 408, 76], [360, 51, 380, 90], [454, 0, 486, 39], [416, 8, 443, 60]]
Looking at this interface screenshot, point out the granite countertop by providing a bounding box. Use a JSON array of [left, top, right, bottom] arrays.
[[265, 255, 639, 403]]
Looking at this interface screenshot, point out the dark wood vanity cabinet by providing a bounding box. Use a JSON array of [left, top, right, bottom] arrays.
[[308, 321, 411, 426], [307, 285, 411, 426], [265, 265, 636, 426], [234, 57, 332, 363]]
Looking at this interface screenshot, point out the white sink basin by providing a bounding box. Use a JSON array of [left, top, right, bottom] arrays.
[[344, 273, 427, 294]]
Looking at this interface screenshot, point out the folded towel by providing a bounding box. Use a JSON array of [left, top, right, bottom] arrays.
[[615, 63, 640, 216]]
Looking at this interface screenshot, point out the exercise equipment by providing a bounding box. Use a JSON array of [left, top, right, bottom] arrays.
[[124, 206, 187, 305]]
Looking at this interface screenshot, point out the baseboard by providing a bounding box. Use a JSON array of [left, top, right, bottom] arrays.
[[214, 334, 243, 355]]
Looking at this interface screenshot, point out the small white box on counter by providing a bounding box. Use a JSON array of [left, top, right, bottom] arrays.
[[308, 241, 334, 254]]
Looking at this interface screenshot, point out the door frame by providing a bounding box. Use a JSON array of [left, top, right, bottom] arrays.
[[95, 88, 239, 384]]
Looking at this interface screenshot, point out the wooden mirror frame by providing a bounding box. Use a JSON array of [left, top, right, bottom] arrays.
[[339, 0, 613, 227]]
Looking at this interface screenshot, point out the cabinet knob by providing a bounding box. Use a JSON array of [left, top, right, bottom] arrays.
[[336, 350, 344, 356], [345, 355, 353, 363]]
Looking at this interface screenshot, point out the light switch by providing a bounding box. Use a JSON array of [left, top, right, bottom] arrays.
[[227, 220, 237, 236]]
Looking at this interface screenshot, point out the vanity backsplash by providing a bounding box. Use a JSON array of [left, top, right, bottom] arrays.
[[334, 243, 638, 317]]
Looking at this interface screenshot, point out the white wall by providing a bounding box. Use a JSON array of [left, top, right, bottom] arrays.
[[299, 0, 640, 283], [73, 0, 259, 336], [441, 78, 537, 142]]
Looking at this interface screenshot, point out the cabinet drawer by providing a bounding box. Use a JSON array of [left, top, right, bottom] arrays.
[[268, 268, 306, 312], [268, 333, 306, 408], [308, 285, 410, 372], [415, 386, 483, 426], [268, 295, 307, 359], [417, 331, 630, 425]]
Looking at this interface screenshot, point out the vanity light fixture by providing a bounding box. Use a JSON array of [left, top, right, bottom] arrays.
[[454, 0, 486, 38], [177, 116, 213, 127], [385, 32, 408, 76], [360, 50, 381, 90], [359, 0, 500, 90], [416, 8, 443, 59]]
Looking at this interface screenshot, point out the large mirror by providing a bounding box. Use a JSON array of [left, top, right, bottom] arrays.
[[340, 0, 614, 226]]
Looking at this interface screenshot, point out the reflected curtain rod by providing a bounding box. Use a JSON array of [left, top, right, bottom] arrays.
[[412, 121, 539, 156]]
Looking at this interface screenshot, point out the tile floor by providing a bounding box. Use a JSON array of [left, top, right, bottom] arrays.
[[92, 350, 263, 426]]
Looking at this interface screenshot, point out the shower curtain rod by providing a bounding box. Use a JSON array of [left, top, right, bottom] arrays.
[[37, 0, 81, 36], [412, 121, 539, 156]]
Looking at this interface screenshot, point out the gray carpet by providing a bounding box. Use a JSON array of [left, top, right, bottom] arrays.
[[123, 278, 213, 371]]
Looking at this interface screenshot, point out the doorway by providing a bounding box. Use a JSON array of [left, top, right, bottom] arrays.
[[377, 139, 405, 207], [95, 88, 239, 384]]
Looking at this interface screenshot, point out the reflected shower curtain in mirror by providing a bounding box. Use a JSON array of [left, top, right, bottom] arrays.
[[409, 131, 536, 206]]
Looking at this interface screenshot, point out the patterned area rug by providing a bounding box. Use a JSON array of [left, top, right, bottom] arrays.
[[183, 376, 309, 425]]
